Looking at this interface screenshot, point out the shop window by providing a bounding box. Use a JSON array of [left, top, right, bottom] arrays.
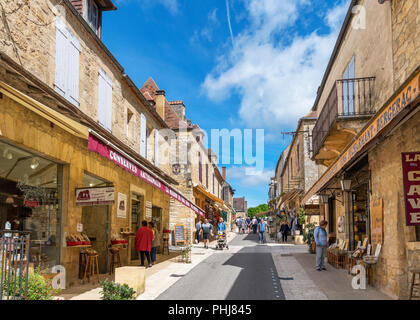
[[416, 226, 420, 241], [0, 141, 63, 269], [328, 197, 335, 233]]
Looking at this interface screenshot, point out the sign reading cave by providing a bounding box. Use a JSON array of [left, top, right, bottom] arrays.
[[402, 152, 420, 226]]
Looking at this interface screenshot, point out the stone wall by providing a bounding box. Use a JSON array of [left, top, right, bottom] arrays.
[[391, 0, 420, 89], [368, 109, 420, 298], [0, 88, 171, 286], [0, 0, 168, 173]]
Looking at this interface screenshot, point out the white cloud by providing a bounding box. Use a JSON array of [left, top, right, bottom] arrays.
[[228, 166, 274, 187], [191, 8, 220, 44], [202, 0, 350, 135]]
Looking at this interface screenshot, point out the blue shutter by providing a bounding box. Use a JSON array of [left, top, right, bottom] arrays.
[[55, 18, 68, 97]]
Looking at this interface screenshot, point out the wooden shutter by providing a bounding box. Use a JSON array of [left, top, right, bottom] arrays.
[[68, 33, 80, 106], [140, 113, 146, 157], [154, 129, 159, 167], [98, 68, 112, 131], [55, 19, 68, 97]]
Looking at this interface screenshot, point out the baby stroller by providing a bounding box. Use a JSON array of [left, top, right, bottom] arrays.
[[216, 231, 228, 250]]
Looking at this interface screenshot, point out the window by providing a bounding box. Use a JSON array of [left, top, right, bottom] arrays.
[[297, 144, 300, 172], [343, 56, 355, 115], [206, 164, 208, 188], [416, 226, 420, 241], [87, 0, 99, 34], [97, 68, 112, 131], [140, 113, 146, 157], [154, 129, 159, 167], [198, 152, 202, 183], [55, 19, 80, 105]]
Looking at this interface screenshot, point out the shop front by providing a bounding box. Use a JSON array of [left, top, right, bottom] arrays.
[[302, 67, 420, 298], [0, 77, 203, 285]]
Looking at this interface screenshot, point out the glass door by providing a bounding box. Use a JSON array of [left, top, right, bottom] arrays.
[[130, 193, 142, 260]]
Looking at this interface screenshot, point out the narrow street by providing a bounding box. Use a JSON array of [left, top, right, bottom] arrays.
[[157, 233, 286, 300], [149, 233, 391, 301]]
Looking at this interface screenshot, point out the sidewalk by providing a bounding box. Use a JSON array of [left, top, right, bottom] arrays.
[[137, 232, 237, 300], [64, 232, 236, 300]]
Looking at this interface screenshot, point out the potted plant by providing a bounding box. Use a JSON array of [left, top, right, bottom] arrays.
[[100, 279, 136, 300], [303, 223, 316, 254]]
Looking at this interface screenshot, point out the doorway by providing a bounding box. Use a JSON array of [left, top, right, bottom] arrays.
[[152, 206, 162, 253], [81, 172, 111, 274], [130, 193, 143, 260]]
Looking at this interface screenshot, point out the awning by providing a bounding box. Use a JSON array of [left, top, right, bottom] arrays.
[[301, 67, 420, 205], [88, 131, 205, 217], [277, 189, 302, 209], [0, 81, 89, 140], [256, 210, 272, 217], [193, 185, 224, 205]]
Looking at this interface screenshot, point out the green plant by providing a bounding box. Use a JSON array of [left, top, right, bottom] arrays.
[[298, 207, 306, 226], [100, 279, 136, 300], [2, 267, 60, 300], [181, 244, 192, 263], [303, 223, 316, 254]]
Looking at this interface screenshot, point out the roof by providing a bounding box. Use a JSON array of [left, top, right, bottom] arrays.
[[97, 0, 117, 11]]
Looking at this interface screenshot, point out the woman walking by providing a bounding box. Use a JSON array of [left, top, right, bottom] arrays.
[[148, 221, 161, 265], [280, 221, 290, 243]]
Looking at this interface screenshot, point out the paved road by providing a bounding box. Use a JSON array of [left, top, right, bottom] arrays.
[[157, 233, 285, 300]]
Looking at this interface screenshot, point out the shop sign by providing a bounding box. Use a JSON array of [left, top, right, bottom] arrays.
[[24, 200, 39, 207], [370, 198, 383, 245], [302, 70, 420, 206], [402, 152, 420, 225], [117, 193, 127, 218], [88, 133, 205, 217], [75, 187, 115, 206]]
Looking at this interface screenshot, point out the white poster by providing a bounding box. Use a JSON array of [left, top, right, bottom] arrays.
[[146, 201, 152, 220], [117, 193, 127, 218], [76, 187, 115, 206]]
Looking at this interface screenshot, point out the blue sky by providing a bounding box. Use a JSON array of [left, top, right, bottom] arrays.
[[103, 0, 350, 208]]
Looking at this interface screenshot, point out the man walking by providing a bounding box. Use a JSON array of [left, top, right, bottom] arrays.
[[314, 220, 328, 271], [201, 219, 213, 249], [237, 217, 243, 234], [280, 220, 290, 243], [252, 216, 258, 234], [257, 218, 267, 244], [135, 220, 154, 268], [195, 219, 202, 244]]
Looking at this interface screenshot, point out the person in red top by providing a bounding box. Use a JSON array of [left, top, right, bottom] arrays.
[[135, 220, 154, 267]]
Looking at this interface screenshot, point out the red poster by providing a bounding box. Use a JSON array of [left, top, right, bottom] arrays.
[[402, 152, 420, 226]]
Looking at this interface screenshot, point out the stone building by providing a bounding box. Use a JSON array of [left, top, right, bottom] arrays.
[[276, 112, 320, 225], [233, 197, 248, 219], [0, 0, 204, 285], [301, 0, 420, 298], [140, 78, 233, 241]]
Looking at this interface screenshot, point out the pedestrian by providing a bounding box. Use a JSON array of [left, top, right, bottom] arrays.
[[135, 220, 154, 268], [217, 217, 226, 233], [280, 221, 290, 243], [258, 218, 267, 244], [237, 217, 243, 234], [241, 217, 247, 234], [252, 216, 258, 234], [148, 221, 160, 265], [246, 216, 251, 233], [314, 220, 328, 271], [195, 219, 202, 244], [201, 219, 213, 249]]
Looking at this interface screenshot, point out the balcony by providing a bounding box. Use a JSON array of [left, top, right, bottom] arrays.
[[312, 77, 375, 166]]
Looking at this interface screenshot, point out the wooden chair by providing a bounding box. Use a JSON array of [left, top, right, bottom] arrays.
[[83, 251, 99, 284], [109, 247, 121, 275], [409, 268, 420, 300]]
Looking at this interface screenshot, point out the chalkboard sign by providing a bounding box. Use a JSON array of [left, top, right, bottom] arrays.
[[174, 225, 186, 244]]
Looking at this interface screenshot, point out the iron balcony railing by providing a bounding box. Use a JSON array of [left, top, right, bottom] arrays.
[[312, 77, 376, 156]]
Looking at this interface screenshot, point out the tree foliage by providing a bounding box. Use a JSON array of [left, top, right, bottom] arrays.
[[247, 204, 269, 217]]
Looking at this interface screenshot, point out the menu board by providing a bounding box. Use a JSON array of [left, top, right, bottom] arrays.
[[145, 201, 152, 220], [370, 198, 383, 246], [174, 225, 185, 244]]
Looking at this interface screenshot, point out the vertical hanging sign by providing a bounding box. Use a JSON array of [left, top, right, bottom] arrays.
[[117, 193, 127, 218], [402, 152, 420, 226]]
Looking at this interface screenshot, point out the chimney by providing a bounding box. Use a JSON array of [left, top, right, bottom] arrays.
[[222, 167, 226, 180], [155, 90, 166, 121]]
